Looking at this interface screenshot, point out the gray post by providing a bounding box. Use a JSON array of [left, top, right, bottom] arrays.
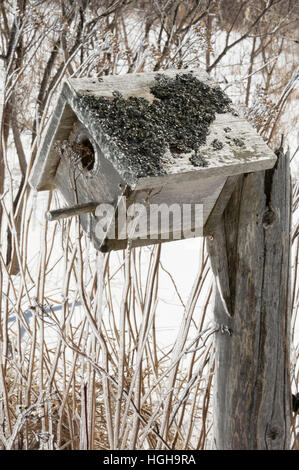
[[207, 148, 291, 449]]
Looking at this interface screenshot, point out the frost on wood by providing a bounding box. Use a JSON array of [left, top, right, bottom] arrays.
[[207, 148, 291, 450]]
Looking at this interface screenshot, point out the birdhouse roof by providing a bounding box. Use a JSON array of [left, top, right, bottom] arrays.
[[30, 68, 276, 192]]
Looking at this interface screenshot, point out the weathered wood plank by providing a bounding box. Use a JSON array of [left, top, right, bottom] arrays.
[[203, 175, 239, 236], [31, 101, 76, 190], [125, 174, 226, 238], [207, 148, 291, 449]]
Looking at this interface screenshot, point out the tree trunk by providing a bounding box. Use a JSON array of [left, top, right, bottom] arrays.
[[207, 147, 291, 449]]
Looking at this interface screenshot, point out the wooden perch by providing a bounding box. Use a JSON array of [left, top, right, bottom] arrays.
[[46, 202, 99, 221]]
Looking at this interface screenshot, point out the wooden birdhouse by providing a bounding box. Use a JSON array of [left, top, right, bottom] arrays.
[[30, 69, 276, 252]]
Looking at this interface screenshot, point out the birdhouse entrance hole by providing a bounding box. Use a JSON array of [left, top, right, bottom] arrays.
[[78, 137, 95, 171]]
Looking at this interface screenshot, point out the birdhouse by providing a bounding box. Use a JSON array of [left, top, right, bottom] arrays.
[[30, 69, 276, 252]]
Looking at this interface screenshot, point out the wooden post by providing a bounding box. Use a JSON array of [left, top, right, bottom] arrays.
[[207, 148, 291, 449]]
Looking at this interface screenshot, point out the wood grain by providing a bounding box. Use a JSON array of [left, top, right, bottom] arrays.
[[207, 148, 291, 449]]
